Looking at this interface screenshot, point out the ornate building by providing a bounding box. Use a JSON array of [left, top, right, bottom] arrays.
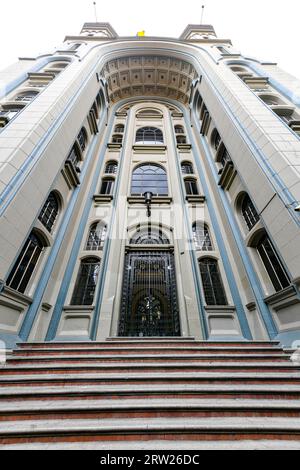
[[0, 22, 300, 349]]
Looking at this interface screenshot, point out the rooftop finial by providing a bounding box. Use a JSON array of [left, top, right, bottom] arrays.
[[93, 1, 98, 22], [201, 5, 205, 24]]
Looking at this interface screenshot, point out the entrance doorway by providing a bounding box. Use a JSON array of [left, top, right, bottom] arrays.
[[118, 249, 180, 337]]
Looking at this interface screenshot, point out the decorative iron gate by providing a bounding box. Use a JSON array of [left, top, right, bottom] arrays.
[[118, 250, 180, 337]]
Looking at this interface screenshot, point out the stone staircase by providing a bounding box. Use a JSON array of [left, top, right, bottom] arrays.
[[0, 337, 300, 449]]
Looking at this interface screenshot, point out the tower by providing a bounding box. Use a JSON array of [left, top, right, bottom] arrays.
[[0, 22, 300, 349]]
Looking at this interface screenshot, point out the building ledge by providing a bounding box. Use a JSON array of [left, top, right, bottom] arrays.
[[93, 195, 114, 203], [177, 144, 192, 150], [204, 305, 236, 313], [127, 196, 172, 204], [107, 143, 122, 150], [126, 245, 174, 252], [171, 112, 184, 118], [218, 161, 237, 190], [246, 302, 257, 312], [0, 286, 33, 309], [63, 306, 95, 312], [264, 285, 297, 309], [132, 145, 167, 154], [185, 195, 206, 203], [61, 161, 81, 189], [27, 72, 56, 81], [243, 77, 269, 86]]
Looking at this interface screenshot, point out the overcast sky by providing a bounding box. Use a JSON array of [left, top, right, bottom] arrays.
[[0, 0, 299, 79]]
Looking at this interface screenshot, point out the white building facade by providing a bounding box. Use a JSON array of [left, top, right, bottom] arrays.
[[0, 23, 300, 348]]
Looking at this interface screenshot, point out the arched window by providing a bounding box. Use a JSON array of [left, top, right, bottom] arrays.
[[135, 127, 164, 145], [241, 194, 259, 231], [77, 128, 88, 152], [199, 258, 227, 306], [131, 164, 168, 196], [86, 222, 107, 250], [105, 161, 118, 174], [217, 145, 231, 168], [176, 135, 187, 144], [175, 125, 185, 134], [14, 91, 39, 103], [192, 223, 213, 251], [48, 62, 68, 70], [100, 178, 115, 195], [67, 144, 81, 168], [211, 129, 221, 151], [112, 134, 123, 144], [181, 162, 194, 175], [114, 124, 124, 133], [130, 228, 170, 245], [68, 43, 81, 51], [184, 178, 199, 195], [70, 257, 100, 305], [256, 234, 290, 292], [0, 106, 22, 127], [38, 192, 60, 233], [7, 232, 46, 294], [259, 95, 282, 106]]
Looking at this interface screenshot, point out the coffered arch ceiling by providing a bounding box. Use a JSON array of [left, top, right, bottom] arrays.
[[101, 55, 198, 105]]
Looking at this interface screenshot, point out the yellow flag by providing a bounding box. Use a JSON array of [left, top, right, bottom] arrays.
[[137, 31, 145, 37]]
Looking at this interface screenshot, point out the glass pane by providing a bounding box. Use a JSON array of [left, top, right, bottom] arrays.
[[199, 259, 227, 306], [71, 259, 100, 305], [257, 236, 290, 292]]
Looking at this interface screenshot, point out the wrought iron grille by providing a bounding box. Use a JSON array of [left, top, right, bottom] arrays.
[[119, 251, 180, 337]]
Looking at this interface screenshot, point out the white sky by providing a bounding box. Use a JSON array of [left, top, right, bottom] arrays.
[[0, 0, 299, 79]]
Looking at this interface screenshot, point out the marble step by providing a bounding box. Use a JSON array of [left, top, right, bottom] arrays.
[[2, 439, 300, 450], [1, 361, 298, 376], [0, 417, 300, 444], [12, 346, 286, 357], [1, 383, 300, 401], [1, 398, 300, 421], [1, 371, 300, 387], [16, 340, 282, 349], [6, 354, 291, 365]]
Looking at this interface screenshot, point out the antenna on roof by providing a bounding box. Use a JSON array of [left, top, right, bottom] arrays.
[[201, 5, 205, 24], [93, 1, 98, 22]]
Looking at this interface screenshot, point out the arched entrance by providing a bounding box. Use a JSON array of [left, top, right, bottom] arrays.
[[118, 229, 180, 337]]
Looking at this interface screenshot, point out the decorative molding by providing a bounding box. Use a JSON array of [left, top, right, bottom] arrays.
[[132, 144, 167, 154], [61, 161, 81, 189], [264, 286, 299, 312], [93, 194, 114, 204], [177, 144, 192, 150], [185, 195, 206, 203], [107, 143, 122, 150], [0, 286, 33, 311], [127, 196, 173, 204], [246, 302, 257, 312], [218, 161, 237, 190]]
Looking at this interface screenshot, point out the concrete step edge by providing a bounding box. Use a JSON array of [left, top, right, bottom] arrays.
[[2, 398, 300, 414], [1, 417, 300, 435]]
